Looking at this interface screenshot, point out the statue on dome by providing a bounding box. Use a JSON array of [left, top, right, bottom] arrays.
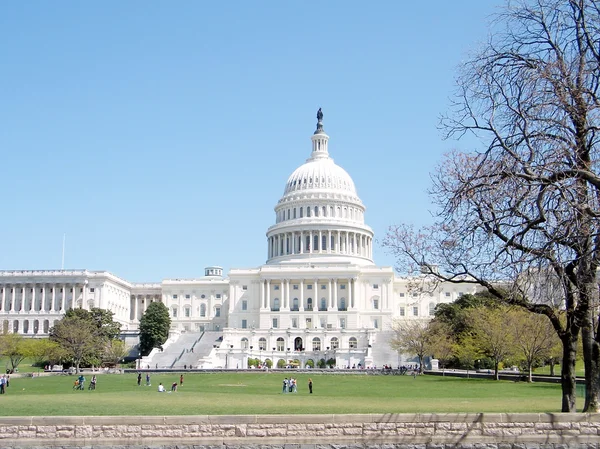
[[317, 108, 323, 121]]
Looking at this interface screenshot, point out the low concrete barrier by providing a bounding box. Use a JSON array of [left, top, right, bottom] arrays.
[[0, 413, 599, 448]]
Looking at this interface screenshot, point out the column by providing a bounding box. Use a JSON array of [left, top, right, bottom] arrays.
[[319, 231, 322, 252], [10, 285, 15, 312], [299, 279, 304, 311], [266, 280, 271, 311], [348, 279, 352, 310], [328, 279, 332, 311], [134, 296, 139, 321], [60, 285, 66, 311], [31, 285, 35, 312], [51, 286, 56, 312], [309, 231, 313, 253], [300, 232, 304, 254], [328, 231, 332, 253], [313, 280, 317, 311], [286, 280, 290, 309], [41, 286, 46, 312], [260, 280, 265, 310], [337, 232, 341, 255], [1, 285, 5, 312], [333, 279, 338, 309]]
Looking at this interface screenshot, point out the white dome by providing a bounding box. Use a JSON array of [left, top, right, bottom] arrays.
[[265, 110, 374, 266], [283, 158, 358, 198]]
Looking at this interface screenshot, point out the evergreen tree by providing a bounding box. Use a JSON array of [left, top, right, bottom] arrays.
[[139, 302, 171, 356]]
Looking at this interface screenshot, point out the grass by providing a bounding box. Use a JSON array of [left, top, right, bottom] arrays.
[[0, 371, 579, 416]]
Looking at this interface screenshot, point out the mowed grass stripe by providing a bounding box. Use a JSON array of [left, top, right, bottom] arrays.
[[0, 372, 570, 415]]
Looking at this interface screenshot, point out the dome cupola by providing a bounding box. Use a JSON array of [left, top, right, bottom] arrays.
[[265, 109, 374, 266]]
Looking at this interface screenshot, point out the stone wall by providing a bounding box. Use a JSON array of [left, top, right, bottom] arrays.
[[1, 413, 599, 448]]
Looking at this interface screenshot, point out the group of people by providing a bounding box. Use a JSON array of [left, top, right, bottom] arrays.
[[157, 374, 184, 393], [282, 377, 313, 394], [72, 374, 97, 390], [0, 374, 9, 394]]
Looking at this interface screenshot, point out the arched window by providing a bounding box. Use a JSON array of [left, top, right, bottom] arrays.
[[241, 338, 249, 349], [313, 235, 319, 251], [330, 337, 339, 350], [273, 298, 280, 311], [312, 337, 321, 351], [307, 297, 313, 310], [322, 235, 327, 250], [429, 302, 436, 316], [314, 206, 319, 217], [306, 235, 311, 250], [339, 298, 346, 311], [307, 207, 311, 217], [349, 337, 358, 349], [259, 338, 267, 350], [43, 319, 49, 334], [292, 297, 299, 311], [322, 206, 326, 216], [200, 304, 206, 317], [320, 298, 327, 311], [372, 296, 380, 310], [277, 337, 285, 351]]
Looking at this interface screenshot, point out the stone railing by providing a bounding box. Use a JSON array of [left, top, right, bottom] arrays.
[[0, 413, 599, 448]]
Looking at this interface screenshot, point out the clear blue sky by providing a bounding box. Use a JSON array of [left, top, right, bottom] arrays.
[[0, 1, 500, 282]]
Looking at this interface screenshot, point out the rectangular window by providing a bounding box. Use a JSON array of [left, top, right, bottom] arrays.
[[70, 288, 73, 293], [292, 318, 298, 328], [327, 323, 333, 329], [307, 285, 313, 290], [274, 285, 280, 290], [340, 285, 346, 290], [445, 292, 451, 297], [173, 294, 178, 299], [399, 292, 405, 297], [340, 318, 346, 329], [242, 285, 248, 291], [412, 293, 418, 298], [373, 319, 379, 329], [458, 292, 464, 297], [320, 318, 326, 328], [216, 294, 222, 299], [373, 299, 379, 310], [172, 308, 178, 318], [399, 307, 405, 316], [293, 285, 298, 290], [185, 308, 190, 317], [413, 306, 419, 316], [185, 294, 190, 299], [215, 307, 221, 317], [321, 285, 326, 290], [272, 318, 278, 329], [90, 288, 95, 293], [242, 319, 247, 329], [373, 284, 379, 289], [80, 288, 83, 293], [242, 300, 247, 311]]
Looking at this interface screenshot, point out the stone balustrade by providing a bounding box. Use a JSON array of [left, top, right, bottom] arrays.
[[0, 413, 599, 448]]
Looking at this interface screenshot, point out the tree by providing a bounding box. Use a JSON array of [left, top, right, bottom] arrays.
[[0, 333, 32, 371], [427, 321, 455, 369], [383, 0, 600, 412], [50, 314, 101, 373], [102, 339, 130, 367], [468, 306, 516, 380], [510, 307, 560, 382], [28, 338, 62, 368], [138, 302, 171, 356], [389, 320, 434, 373]]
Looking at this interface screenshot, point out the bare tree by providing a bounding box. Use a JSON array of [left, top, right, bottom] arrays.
[[384, 0, 600, 412], [389, 320, 434, 373]]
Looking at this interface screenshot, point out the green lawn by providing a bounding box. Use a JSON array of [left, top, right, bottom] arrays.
[[0, 371, 579, 416]]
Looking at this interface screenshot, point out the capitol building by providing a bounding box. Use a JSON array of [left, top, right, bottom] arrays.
[[0, 111, 475, 369]]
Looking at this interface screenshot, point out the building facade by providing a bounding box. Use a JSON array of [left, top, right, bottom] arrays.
[[0, 112, 476, 368]]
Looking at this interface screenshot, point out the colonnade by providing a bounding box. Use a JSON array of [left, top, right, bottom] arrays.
[[0, 283, 86, 314], [259, 278, 357, 312], [268, 230, 372, 260], [130, 294, 162, 321]]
